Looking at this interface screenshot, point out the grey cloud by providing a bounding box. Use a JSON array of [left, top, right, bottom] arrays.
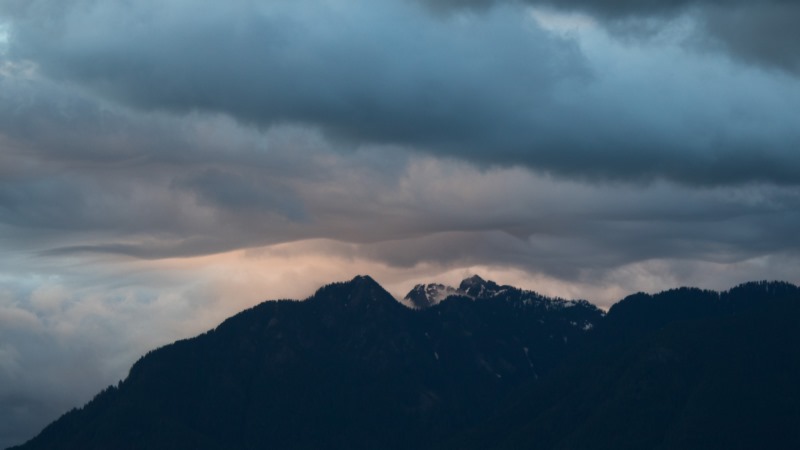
[[431, 0, 800, 75], [0, 69, 191, 166], [296, 162, 800, 281], [0, 73, 344, 251], [0, 261, 248, 449], [42, 240, 238, 260], [424, 0, 701, 16], [1, 68, 799, 270], [4, 0, 582, 141], [4, 0, 800, 186], [3, 67, 799, 268], [702, 3, 800, 74], [356, 207, 800, 282], [0, 307, 115, 450], [0, 177, 86, 228], [173, 168, 308, 221], [0, 393, 54, 450]]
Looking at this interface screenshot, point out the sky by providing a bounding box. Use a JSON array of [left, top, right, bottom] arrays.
[[1, 0, 800, 446]]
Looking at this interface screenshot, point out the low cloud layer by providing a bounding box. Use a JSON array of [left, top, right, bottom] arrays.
[[1, 0, 800, 447], [3, 73, 799, 267]]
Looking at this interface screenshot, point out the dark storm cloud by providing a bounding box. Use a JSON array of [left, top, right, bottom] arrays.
[[174, 168, 308, 221], [3, 0, 583, 144], [5, 0, 800, 186], [1, 66, 799, 268], [424, 0, 800, 74], [356, 192, 800, 281], [0, 0, 799, 264], [702, 3, 800, 74], [0, 70, 334, 251], [425, 0, 699, 16]]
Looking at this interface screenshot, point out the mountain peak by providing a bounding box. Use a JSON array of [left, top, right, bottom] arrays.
[[350, 274, 379, 287], [459, 275, 501, 298], [462, 274, 485, 285], [403, 283, 465, 309], [309, 275, 398, 310]]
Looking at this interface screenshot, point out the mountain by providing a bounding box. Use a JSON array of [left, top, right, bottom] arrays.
[[10, 278, 800, 449], [443, 281, 800, 450], [403, 283, 464, 309], [404, 275, 593, 314], [10, 275, 603, 450]]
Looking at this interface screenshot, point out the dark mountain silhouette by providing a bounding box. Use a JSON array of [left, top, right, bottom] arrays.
[[444, 281, 800, 450], [9, 278, 800, 449], [9, 275, 602, 450]]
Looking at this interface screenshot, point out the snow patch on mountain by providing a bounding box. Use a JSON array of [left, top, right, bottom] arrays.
[[403, 283, 468, 309]]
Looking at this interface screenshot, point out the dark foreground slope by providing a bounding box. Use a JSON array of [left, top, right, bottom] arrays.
[[446, 281, 800, 450], [11, 278, 800, 450], [11, 275, 602, 450]]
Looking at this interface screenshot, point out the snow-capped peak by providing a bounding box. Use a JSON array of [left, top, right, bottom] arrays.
[[403, 283, 466, 309], [458, 275, 502, 299]]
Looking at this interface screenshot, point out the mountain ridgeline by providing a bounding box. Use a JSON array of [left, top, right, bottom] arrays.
[[10, 277, 800, 449]]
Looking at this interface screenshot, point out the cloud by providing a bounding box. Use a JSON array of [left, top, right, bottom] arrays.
[[4, 0, 800, 186], [2, 0, 585, 150], [421, 0, 800, 74], [423, 0, 700, 16], [701, 3, 800, 74], [2, 69, 799, 267], [2, 63, 797, 281], [2, 1, 800, 446]]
